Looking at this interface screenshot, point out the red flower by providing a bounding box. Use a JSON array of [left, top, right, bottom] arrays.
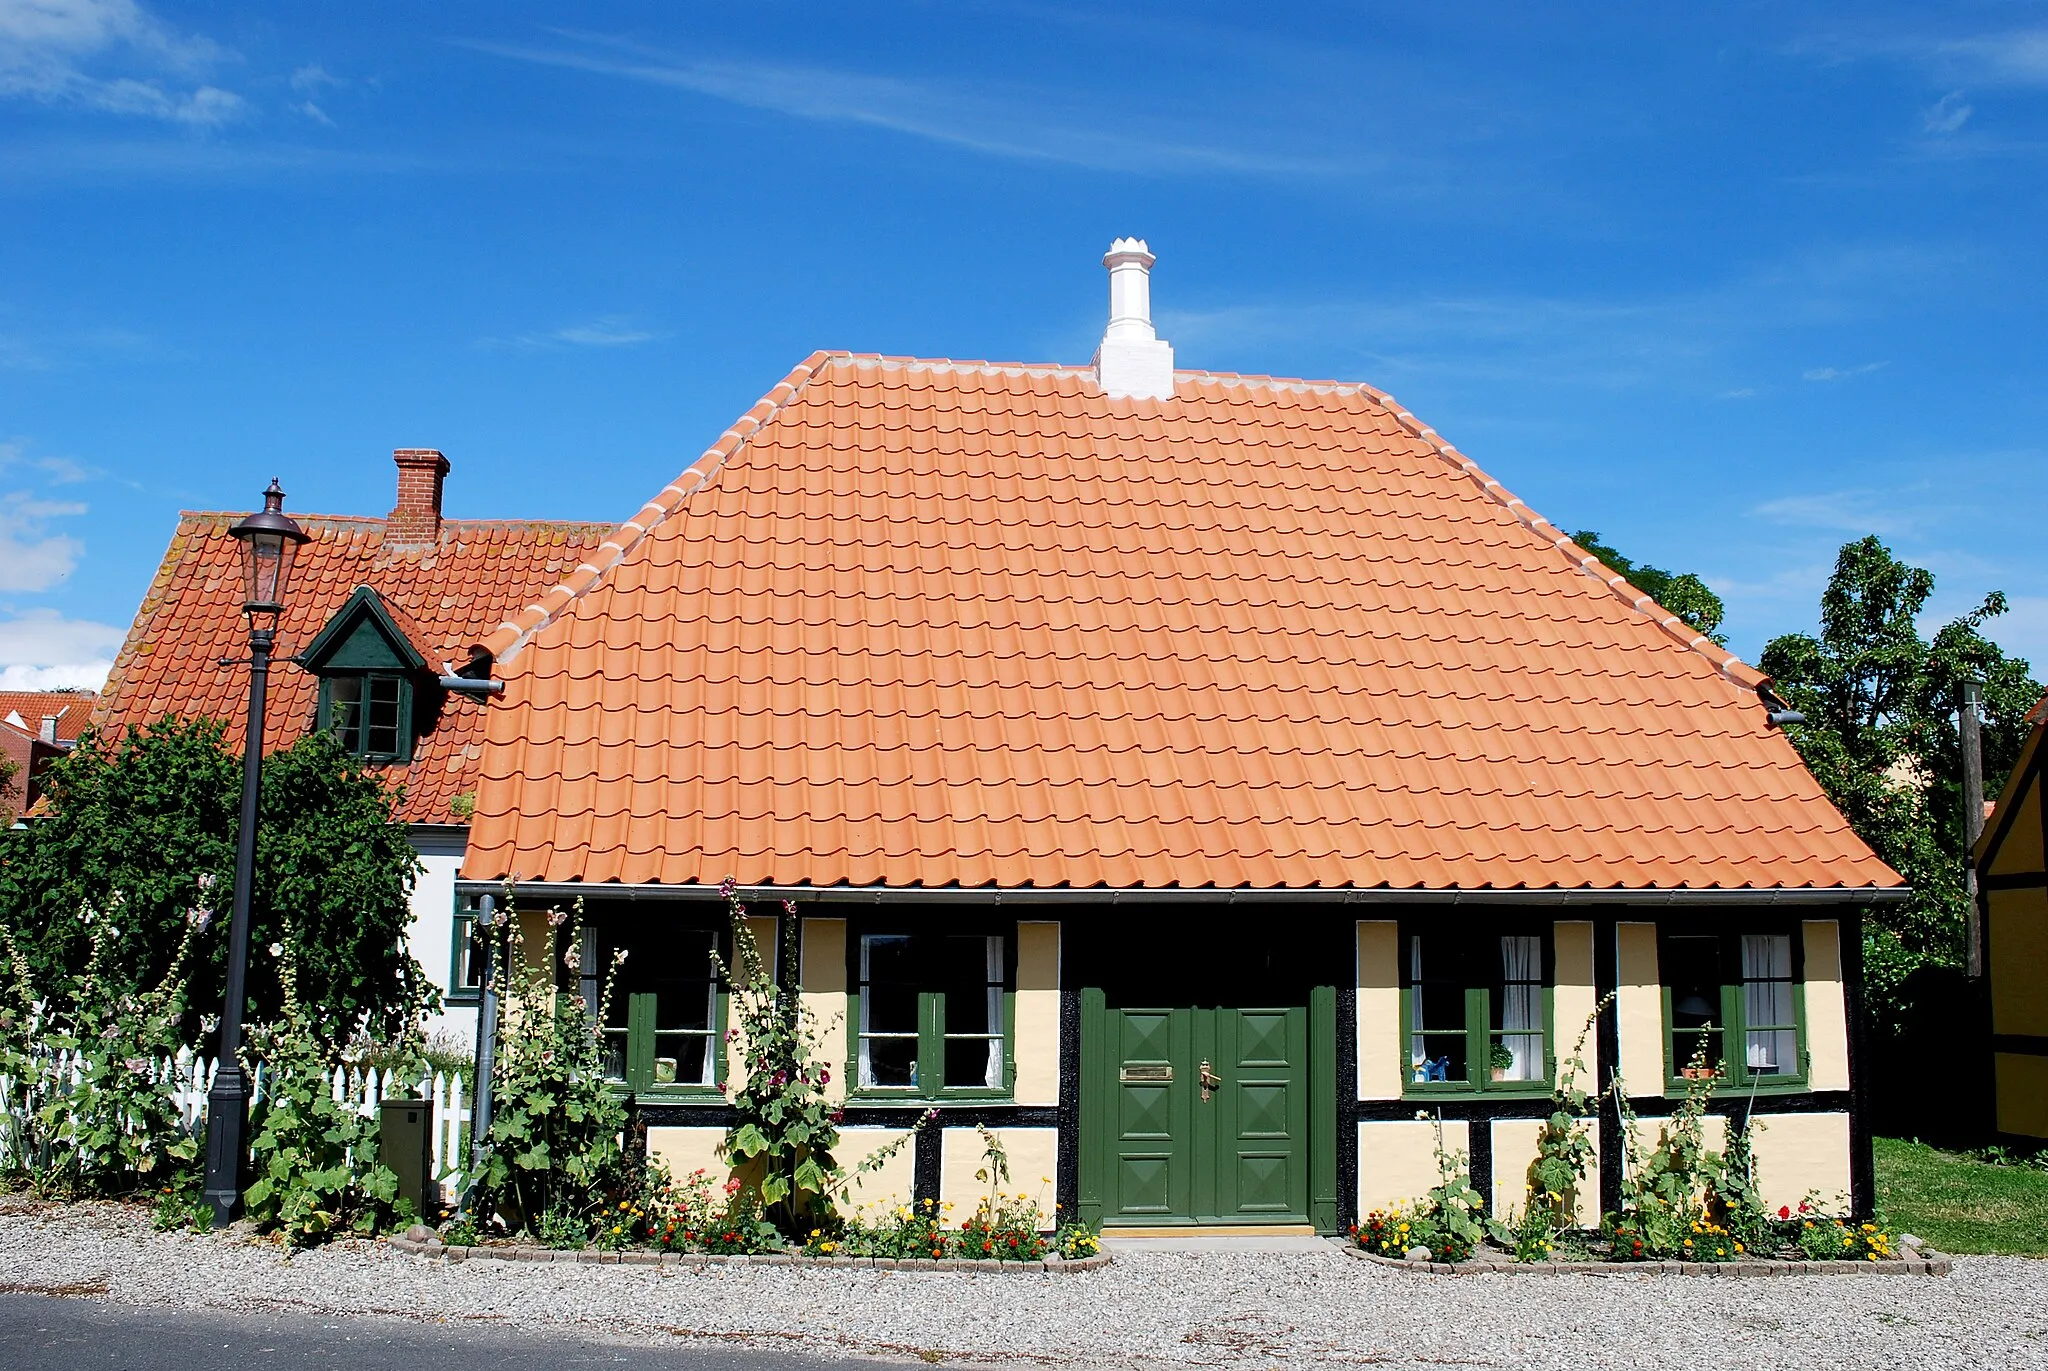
[[1778, 1206, 1791, 1220]]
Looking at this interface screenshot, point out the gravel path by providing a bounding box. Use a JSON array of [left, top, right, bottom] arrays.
[[2, 1200, 2043, 1370]]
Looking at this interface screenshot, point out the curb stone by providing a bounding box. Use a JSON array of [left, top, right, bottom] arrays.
[[388, 1231, 1112, 1273], [1332, 1238, 1950, 1277]]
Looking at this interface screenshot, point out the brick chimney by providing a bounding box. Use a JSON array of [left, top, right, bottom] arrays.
[[387, 449, 449, 545]]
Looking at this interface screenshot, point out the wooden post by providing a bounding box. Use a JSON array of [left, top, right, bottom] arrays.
[[1960, 681, 1986, 979]]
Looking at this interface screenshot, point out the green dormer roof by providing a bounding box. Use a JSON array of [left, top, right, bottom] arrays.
[[298, 585, 430, 675]]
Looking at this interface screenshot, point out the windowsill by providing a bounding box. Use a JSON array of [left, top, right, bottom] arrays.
[[1661, 1077, 1810, 1096], [845, 1088, 1016, 1106], [443, 992, 482, 1007], [1401, 1083, 1557, 1100]]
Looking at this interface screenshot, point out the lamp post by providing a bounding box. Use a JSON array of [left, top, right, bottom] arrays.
[[203, 479, 309, 1229]]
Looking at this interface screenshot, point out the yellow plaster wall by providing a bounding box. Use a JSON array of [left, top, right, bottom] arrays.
[[1986, 780, 2043, 876], [1489, 1117, 1599, 1227], [1356, 921, 1402, 1100], [1615, 923, 1664, 1098], [647, 1126, 732, 1187], [1013, 922, 1061, 1106], [939, 1126, 1059, 1218], [1749, 1112, 1852, 1212], [1802, 920, 1852, 1091], [1990, 886, 2048, 1037], [726, 915, 780, 1085], [1627, 1113, 1729, 1167], [801, 918, 850, 1104], [834, 1127, 919, 1220], [1356, 1120, 1469, 1215], [1996, 1052, 2048, 1139], [1553, 920, 1597, 1078]]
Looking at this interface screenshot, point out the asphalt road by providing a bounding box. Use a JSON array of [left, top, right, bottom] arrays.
[[0, 1293, 912, 1371]]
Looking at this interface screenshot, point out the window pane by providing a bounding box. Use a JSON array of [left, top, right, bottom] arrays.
[[593, 923, 720, 1087], [1492, 934, 1545, 1082], [1408, 933, 1468, 1083], [940, 934, 1003, 1089], [329, 676, 364, 752], [1742, 933, 1798, 1076], [366, 676, 402, 756], [1666, 935, 1724, 1073], [860, 935, 919, 1088]]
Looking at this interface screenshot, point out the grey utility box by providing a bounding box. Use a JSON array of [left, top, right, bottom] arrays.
[[378, 1096, 434, 1215]]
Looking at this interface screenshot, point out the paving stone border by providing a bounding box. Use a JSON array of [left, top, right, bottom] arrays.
[[388, 1227, 1111, 1273], [1334, 1237, 1951, 1277]]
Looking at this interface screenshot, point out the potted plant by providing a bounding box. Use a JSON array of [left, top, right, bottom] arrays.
[[1488, 1042, 1516, 1081]]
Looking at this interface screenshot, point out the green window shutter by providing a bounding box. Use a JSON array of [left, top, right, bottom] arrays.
[[627, 992, 657, 1092]]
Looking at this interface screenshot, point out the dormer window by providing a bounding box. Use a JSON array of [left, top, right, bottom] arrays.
[[324, 672, 411, 761], [299, 585, 436, 767]]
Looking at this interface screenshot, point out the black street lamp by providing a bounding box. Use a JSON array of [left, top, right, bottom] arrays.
[[204, 479, 309, 1228]]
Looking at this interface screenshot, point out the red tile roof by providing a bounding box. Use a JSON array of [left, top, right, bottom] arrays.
[[463, 352, 1901, 892], [0, 691, 94, 744], [96, 511, 616, 824]]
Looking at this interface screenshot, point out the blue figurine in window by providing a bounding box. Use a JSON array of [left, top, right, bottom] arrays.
[[1423, 1056, 1450, 1082]]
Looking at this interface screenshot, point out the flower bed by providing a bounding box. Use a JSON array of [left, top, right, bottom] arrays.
[[388, 1224, 1111, 1272], [1337, 1234, 1950, 1277]]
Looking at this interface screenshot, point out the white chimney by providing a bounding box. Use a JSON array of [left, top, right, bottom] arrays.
[[1092, 238, 1175, 400]]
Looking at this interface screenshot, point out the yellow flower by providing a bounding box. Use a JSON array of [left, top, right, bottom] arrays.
[[1547, 1191, 1561, 1202], [1734, 1243, 1744, 1254]]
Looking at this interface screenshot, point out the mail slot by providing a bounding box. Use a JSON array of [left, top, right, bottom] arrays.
[[1118, 1062, 1173, 1084]]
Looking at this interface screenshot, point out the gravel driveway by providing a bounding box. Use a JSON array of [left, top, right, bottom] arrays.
[[2, 1201, 2042, 1370]]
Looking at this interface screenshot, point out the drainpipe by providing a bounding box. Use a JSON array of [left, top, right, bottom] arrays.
[[464, 892, 498, 1212], [1958, 681, 1986, 980]]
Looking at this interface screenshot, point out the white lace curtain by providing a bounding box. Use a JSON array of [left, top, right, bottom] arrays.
[[1742, 934, 1797, 1074], [1498, 935, 1543, 1081]]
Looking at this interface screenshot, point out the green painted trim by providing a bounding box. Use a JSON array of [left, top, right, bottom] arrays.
[[445, 903, 480, 1006], [316, 672, 417, 764], [1309, 984, 1338, 1234], [842, 926, 1020, 1104], [1077, 986, 1107, 1228], [1659, 929, 1810, 1094], [1396, 926, 1558, 1098], [299, 585, 430, 674]]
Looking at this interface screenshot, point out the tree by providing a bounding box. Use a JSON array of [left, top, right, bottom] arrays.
[[0, 716, 432, 1045], [1572, 530, 1728, 645], [1760, 536, 2040, 1125], [0, 754, 17, 825]]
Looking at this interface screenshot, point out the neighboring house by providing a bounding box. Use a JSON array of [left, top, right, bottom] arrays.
[[92, 451, 616, 1042], [1977, 692, 2048, 1141], [0, 689, 93, 821], [458, 242, 1905, 1230]]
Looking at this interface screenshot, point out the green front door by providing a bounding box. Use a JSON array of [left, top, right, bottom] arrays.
[[1104, 1005, 1309, 1225]]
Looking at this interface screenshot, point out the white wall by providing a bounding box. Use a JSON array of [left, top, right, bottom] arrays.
[[406, 826, 477, 1046]]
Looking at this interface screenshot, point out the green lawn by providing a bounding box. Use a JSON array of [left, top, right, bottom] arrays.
[[1875, 1136, 2048, 1256]]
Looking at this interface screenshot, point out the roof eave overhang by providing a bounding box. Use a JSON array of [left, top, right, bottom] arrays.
[[455, 879, 1912, 908]]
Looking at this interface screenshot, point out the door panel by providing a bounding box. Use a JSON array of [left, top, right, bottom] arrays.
[[1213, 1007, 1308, 1221], [1110, 1008, 1191, 1221], [1105, 1005, 1307, 1225]]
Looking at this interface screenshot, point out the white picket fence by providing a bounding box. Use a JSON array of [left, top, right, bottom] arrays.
[[8, 1049, 472, 1192]]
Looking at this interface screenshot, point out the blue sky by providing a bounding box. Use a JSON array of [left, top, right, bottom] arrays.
[[2, 1, 2044, 690]]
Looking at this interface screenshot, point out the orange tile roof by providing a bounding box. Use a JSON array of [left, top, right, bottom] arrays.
[[0, 691, 94, 744], [96, 511, 616, 825], [463, 352, 1902, 892]]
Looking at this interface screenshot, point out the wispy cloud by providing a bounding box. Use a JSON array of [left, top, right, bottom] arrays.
[[0, 0, 246, 127], [1801, 361, 1887, 382], [1922, 90, 1973, 133], [1938, 29, 2048, 87], [0, 607, 123, 690], [1750, 487, 1927, 537], [0, 438, 92, 483], [457, 30, 1352, 178], [481, 315, 672, 351], [0, 489, 87, 592]]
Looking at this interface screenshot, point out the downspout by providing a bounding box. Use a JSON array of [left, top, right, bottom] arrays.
[[464, 892, 498, 1213]]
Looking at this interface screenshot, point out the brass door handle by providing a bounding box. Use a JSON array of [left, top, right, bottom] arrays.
[[1198, 1060, 1221, 1100]]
